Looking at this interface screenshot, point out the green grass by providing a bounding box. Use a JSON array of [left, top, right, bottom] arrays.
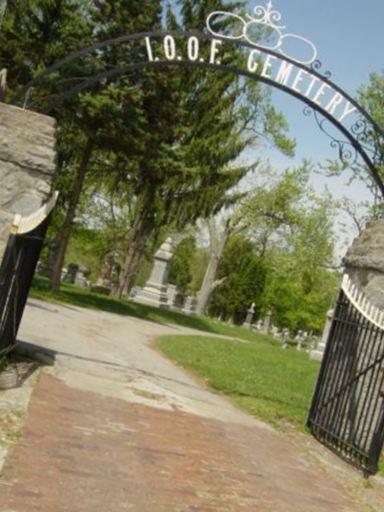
[[30, 276, 274, 344], [157, 334, 320, 429]]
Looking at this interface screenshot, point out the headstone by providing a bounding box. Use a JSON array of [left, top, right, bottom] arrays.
[[91, 251, 117, 295], [133, 238, 173, 309], [75, 266, 90, 288], [310, 308, 334, 361], [254, 320, 263, 331], [61, 267, 68, 281], [167, 284, 178, 308], [282, 328, 290, 349], [271, 325, 280, 338], [261, 310, 272, 334], [243, 302, 256, 329], [130, 287, 139, 299], [182, 295, 197, 316], [63, 263, 79, 284], [295, 330, 304, 351]]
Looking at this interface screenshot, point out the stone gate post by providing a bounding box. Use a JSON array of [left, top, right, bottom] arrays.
[[0, 103, 56, 261]]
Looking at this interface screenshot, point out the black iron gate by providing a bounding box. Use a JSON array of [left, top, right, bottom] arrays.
[[307, 275, 384, 475], [0, 194, 57, 355]]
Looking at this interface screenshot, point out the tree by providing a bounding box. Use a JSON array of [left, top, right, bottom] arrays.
[[112, 0, 296, 298], [1, 0, 294, 300], [196, 164, 338, 330], [195, 217, 235, 316], [195, 163, 305, 315], [321, 71, 384, 229], [208, 235, 267, 324], [168, 236, 196, 293], [247, 167, 338, 332]]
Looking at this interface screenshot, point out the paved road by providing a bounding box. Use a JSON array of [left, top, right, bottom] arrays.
[[0, 299, 377, 511]]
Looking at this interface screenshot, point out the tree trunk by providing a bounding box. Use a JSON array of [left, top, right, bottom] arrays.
[[195, 221, 231, 316], [114, 188, 155, 299], [49, 138, 94, 294]]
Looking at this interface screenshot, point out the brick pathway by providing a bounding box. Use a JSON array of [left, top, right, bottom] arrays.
[[0, 373, 363, 512]]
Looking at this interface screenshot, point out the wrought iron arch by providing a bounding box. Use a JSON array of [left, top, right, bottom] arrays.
[[13, 28, 384, 196]]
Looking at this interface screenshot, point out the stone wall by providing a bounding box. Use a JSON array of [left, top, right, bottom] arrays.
[[0, 103, 56, 260]]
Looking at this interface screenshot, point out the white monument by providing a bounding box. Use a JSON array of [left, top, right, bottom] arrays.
[[133, 238, 173, 309], [243, 303, 256, 329], [310, 308, 334, 361]]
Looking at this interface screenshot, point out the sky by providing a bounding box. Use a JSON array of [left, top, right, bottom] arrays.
[[259, 0, 383, 176], [220, 0, 384, 255]]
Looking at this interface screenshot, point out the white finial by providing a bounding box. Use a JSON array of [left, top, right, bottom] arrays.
[[206, 1, 318, 65]]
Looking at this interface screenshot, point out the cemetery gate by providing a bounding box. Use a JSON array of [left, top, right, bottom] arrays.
[[3, 0, 384, 474], [0, 193, 58, 355], [307, 275, 384, 475]]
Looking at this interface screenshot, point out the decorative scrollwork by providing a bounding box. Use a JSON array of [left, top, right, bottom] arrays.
[[310, 59, 332, 79], [303, 107, 384, 178], [303, 107, 360, 166], [349, 117, 384, 167], [206, 1, 318, 65]]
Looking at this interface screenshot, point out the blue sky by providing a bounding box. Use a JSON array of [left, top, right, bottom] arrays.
[[229, 0, 384, 253], [251, 0, 383, 195], [264, 0, 384, 159]]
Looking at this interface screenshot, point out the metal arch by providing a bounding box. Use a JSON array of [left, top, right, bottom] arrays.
[[12, 29, 384, 196]]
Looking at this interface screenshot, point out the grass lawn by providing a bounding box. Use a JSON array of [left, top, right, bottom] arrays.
[[30, 276, 274, 344], [157, 334, 320, 429]]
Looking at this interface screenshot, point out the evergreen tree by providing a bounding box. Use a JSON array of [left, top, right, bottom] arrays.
[[209, 235, 267, 324], [168, 236, 197, 293]]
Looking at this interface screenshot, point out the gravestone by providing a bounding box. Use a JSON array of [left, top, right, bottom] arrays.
[[271, 325, 280, 338], [182, 295, 197, 316], [295, 330, 304, 351], [92, 251, 117, 295], [167, 284, 178, 308], [134, 238, 174, 309], [282, 328, 290, 349], [130, 287, 140, 299], [261, 310, 272, 334], [310, 309, 335, 361], [75, 266, 90, 288], [243, 303, 256, 329], [63, 263, 79, 284], [0, 103, 56, 262], [253, 320, 263, 332]]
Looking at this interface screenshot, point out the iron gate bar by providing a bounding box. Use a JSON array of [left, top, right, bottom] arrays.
[[308, 279, 384, 475], [0, 193, 58, 356]]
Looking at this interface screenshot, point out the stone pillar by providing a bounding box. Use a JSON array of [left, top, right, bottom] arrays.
[[0, 103, 56, 261], [310, 219, 384, 362], [134, 238, 173, 309], [343, 220, 384, 307], [310, 308, 334, 361]]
